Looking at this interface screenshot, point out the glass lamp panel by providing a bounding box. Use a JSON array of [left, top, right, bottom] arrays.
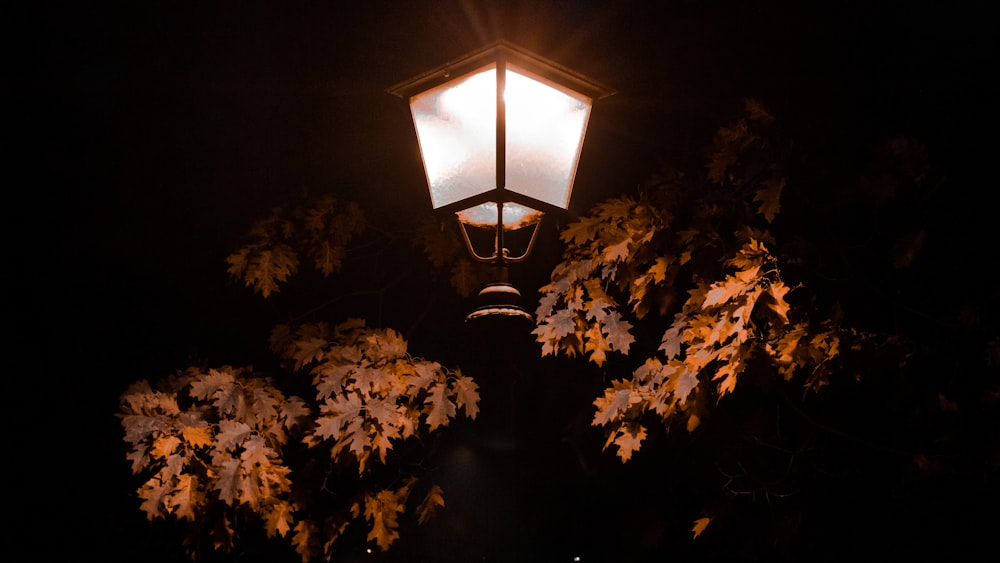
[[409, 65, 497, 209], [504, 66, 592, 210], [457, 202, 543, 230]]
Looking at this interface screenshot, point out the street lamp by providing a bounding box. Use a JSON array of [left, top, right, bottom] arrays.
[[388, 41, 613, 320]]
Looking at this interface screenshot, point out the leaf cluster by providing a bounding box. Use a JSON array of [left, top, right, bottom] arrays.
[[120, 95, 998, 561], [120, 366, 308, 552], [534, 100, 858, 460], [269, 319, 479, 473], [225, 194, 365, 298], [120, 319, 478, 561]]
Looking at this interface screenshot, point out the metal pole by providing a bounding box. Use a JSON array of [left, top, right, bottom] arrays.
[[495, 57, 506, 267]]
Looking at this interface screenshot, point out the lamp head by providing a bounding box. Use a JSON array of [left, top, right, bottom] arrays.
[[389, 42, 613, 320]]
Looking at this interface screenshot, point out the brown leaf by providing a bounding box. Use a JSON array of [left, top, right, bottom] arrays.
[[416, 485, 445, 524], [691, 517, 711, 539], [753, 176, 784, 222]]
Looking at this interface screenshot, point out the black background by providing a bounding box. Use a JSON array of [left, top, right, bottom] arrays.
[[13, 1, 996, 561]]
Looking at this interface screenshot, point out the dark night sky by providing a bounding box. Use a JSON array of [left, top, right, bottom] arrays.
[[13, 1, 996, 562]]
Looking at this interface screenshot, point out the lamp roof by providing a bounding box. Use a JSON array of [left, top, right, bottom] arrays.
[[386, 40, 615, 102]]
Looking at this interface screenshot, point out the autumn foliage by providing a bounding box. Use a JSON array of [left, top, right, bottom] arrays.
[[534, 100, 860, 463], [120, 99, 997, 559], [120, 320, 477, 560]]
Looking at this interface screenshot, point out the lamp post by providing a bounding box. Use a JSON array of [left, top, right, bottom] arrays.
[[388, 41, 613, 320]]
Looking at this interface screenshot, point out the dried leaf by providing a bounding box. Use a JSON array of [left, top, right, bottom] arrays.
[[691, 517, 711, 539], [754, 176, 784, 222]]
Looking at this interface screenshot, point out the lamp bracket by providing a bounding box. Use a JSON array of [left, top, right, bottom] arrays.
[[457, 218, 542, 264]]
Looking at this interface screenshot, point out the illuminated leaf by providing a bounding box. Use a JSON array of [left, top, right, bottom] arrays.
[[602, 310, 635, 353], [533, 309, 578, 354], [424, 383, 457, 431], [408, 361, 441, 389], [314, 363, 354, 399], [672, 368, 699, 404], [169, 474, 198, 521], [188, 368, 236, 400], [181, 424, 212, 449], [314, 394, 363, 439], [151, 435, 181, 459], [767, 281, 791, 321], [365, 395, 402, 428], [265, 500, 296, 538], [659, 322, 683, 359], [584, 324, 611, 366], [138, 476, 171, 520], [647, 256, 670, 283], [451, 374, 480, 419], [215, 457, 241, 505], [280, 396, 310, 429], [364, 487, 409, 551], [292, 337, 328, 370], [704, 276, 745, 308], [604, 236, 631, 263], [611, 424, 647, 461], [216, 420, 252, 451], [293, 520, 318, 562], [240, 435, 275, 466], [593, 381, 641, 426], [691, 517, 711, 539]]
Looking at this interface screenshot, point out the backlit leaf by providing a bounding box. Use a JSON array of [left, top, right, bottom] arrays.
[[584, 324, 611, 366], [151, 435, 181, 459], [425, 384, 457, 431], [181, 424, 212, 448], [452, 374, 480, 419], [767, 281, 791, 321], [692, 517, 711, 539], [594, 381, 641, 426], [603, 310, 635, 353], [364, 488, 407, 551], [672, 368, 699, 405]]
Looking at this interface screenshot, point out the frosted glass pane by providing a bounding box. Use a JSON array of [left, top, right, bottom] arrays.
[[505, 67, 591, 209], [457, 202, 543, 229], [410, 66, 497, 209]]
